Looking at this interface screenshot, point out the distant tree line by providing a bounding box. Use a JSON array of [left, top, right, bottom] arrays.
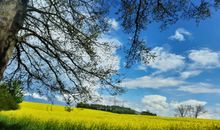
[[76, 102, 136, 114], [76, 102, 157, 116]]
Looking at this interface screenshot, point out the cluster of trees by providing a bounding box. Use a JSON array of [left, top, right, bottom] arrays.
[[0, 80, 23, 111], [76, 103, 136, 114], [175, 104, 207, 118], [76, 102, 157, 116], [140, 111, 157, 116]]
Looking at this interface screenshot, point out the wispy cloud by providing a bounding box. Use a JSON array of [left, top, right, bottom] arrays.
[[24, 92, 48, 100], [108, 18, 119, 30], [169, 28, 191, 41], [121, 73, 220, 95], [178, 83, 220, 94], [147, 47, 185, 71], [97, 35, 122, 71], [136, 65, 147, 71], [188, 48, 220, 69], [120, 75, 186, 89], [180, 70, 202, 79]]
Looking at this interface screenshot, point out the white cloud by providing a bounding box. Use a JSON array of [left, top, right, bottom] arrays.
[[172, 99, 207, 107], [97, 35, 121, 71], [24, 92, 48, 100], [120, 75, 185, 88], [147, 47, 185, 71], [169, 28, 191, 41], [188, 48, 220, 69], [142, 95, 169, 115], [180, 70, 202, 79], [204, 104, 220, 119], [136, 47, 220, 81], [136, 65, 147, 71], [178, 83, 220, 94], [55, 95, 65, 102], [141, 47, 220, 72], [108, 19, 119, 30]]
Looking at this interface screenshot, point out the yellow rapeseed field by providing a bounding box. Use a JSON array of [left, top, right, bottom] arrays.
[[0, 102, 220, 130]]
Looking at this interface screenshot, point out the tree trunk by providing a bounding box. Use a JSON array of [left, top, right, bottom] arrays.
[[0, 0, 28, 80]]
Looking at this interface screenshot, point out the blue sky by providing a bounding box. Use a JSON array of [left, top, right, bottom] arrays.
[[100, 9, 220, 118], [24, 8, 220, 119]]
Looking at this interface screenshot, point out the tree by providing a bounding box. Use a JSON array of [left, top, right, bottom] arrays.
[[65, 95, 73, 112], [175, 104, 191, 117], [0, 0, 220, 103], [1, 0, 123, 103], [194, 105, 207, 118], [175, 104, 207, 118], [0, 80, 24, 103], [0, 87, 19, 111], [0, 80, 23, 103]]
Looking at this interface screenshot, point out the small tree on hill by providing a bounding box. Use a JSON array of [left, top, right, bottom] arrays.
[[64, 96, 73, 112]]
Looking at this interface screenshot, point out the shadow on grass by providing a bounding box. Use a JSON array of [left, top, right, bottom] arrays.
[[0, 121, 22, 130]]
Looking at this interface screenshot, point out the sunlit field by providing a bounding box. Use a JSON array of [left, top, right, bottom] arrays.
[[0, 102, 220, 130]]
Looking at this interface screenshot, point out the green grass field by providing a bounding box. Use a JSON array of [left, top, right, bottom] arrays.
[[0, 102, 220, 130]]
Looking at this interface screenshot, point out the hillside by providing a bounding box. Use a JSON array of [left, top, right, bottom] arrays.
[[0, 102, 220, 130]]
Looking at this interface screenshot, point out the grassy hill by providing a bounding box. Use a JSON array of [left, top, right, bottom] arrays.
[[0, 102, 220, 130]]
